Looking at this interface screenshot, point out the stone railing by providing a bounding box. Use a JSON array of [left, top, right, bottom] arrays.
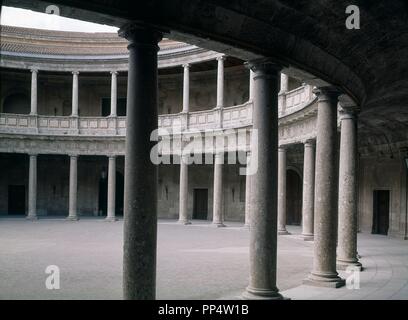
[[0, 84, 313, 137], [279, 84, 314, 117]]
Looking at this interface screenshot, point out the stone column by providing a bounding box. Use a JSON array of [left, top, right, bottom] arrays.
[[110, 71, 118, 116], [182, 64, 190, 113], [119, 23, 162, 300], [212, 153, 225, 227], [106, 156, 117, 222], [30, 69, 38, 115], [249, 70, 255, 101], [278, 147, 290, 235], [279, 73, 288, 94], [67, 155, 79, 221], [244, 152, 252, 228], [178, 154, 191, 225], [216, 55, 225, 108], [337, 107, 362, 270], [242, 58, 283, 300], [71, 71, 79, 116], [303, 87, 345, 288], [27, 154, 38, 220], [301, 140, 315, 241]]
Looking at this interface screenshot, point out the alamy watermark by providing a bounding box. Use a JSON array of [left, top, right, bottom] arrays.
[[45, 265, 60, 290], [150, 127, 258, 176], [345, 266, 361, 290]]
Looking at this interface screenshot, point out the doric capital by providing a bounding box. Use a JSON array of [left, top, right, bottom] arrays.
[[278, 146, 287, 152], [108, 155, 117, 161], [110, 71, 118, 76], [245, 58, 284, 76], [72, 71, 80, 76], [338, 94, 360, 119], [28, 153, 38, 157], [30, 68, 38, 74], [118, 22, 163, 49], [304, 139, 316, 148], [69, 154, 78, 159], [312, 86, 341, 102], [216, 55, 226, 62], [182, 63, 190, 69]]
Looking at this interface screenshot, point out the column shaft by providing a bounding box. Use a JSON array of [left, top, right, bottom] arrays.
[[249, 70, 255, 101], [30, 69, 38, 115], [244, 152, 252, 228], [212, 153, 225, 227], [337, 109, 362, 270], [106, 156, 117, 221], [304, 87, 344, 288], [179, 155, 191, 224], [110, 71, 118, 116], [216, 56, 225, 108], [182, 64, 190, 113], [301, 140, 315, 240], [119, 23, 162, 300], [72, 71, 79, 116], [27, 154, 37, 220], [279, 73, 288, 94], [278, 147, 289, 235], [68, 155, 78, 220], [243, 58, 283, 300]]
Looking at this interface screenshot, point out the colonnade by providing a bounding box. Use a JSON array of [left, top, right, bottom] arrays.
[[24, 22, 361, 299], [25, 153, 118, 222]]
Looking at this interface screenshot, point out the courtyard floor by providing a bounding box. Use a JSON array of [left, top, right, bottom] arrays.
[[0, 218, 407, 300]]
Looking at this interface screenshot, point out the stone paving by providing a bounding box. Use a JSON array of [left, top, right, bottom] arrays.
[[0, 217, 406, 300]]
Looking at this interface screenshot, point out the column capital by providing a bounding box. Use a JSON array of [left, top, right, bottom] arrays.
[[108, 155, 117, 160], [216, 55, 226, 61], [72, 70, 80, 75], [304, 139, 316, 148], [68, 154, 79, 159], [118, 22, 164, 49], [214, 152, 224, 163], [278, 146, 287, 152], [30, 68, 38, 74], [182, 63, 190, 69], [110, 70, 118, 76], [28, 153, 38, 157], [339, 105, 360, 120], [313, 86, 341, 102], [245, 58, 284, 75]]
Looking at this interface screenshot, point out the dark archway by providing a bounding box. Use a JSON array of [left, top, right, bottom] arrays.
[[286, 169, 302, 225], [2, 93, 30, 114]]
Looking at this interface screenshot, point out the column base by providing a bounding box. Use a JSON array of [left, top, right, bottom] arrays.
[[301, 234, 314, 241], [178, 220, 191, 225], [105, 216, 118, 222], [66, 216, 79, 221], [242, 287, 285, 300], [212, 222, 226, 228], [336, 259, 363, 271], [26, 215, 38, 221], [278, 229, 291, 235], [303, 272, 345, 288]]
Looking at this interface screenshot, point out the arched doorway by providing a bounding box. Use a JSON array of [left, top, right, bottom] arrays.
[[2, 93, 30, 114], [98, 171, 124, 217], [286, 169, 302, 225]]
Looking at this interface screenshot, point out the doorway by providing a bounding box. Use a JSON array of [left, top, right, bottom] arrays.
[[286, 169, 302, 225], [98, 171, 124, 217], [372, 190, 390, 235], [193, 188, 208, 220], [8, 185, 26, 215]]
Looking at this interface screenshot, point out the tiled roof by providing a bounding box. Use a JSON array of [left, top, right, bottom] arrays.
[[0, 25, 188, 56]]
